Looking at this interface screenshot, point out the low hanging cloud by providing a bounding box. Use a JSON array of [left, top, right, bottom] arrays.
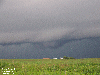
[[0, 27, 100, 48], [0, 0, 100, 48]]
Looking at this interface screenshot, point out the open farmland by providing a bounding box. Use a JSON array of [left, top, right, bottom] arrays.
[[0, 58, 100, 75]]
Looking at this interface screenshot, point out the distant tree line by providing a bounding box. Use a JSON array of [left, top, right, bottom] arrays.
[[63, 56, 75, 59]]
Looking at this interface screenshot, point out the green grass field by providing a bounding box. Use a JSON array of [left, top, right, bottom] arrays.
[[0, 58, 100, 75]]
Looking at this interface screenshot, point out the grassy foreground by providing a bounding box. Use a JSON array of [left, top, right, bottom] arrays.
[[0, 58, 100, 75]]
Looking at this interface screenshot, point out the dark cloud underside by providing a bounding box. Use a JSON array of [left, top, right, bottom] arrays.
[[0, 0, 100, 48]]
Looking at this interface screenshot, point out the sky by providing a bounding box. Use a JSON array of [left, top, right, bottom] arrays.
[[0, 0, 100, 59]]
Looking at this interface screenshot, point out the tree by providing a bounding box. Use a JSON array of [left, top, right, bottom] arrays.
[[68, 57, 75, 59], [63, 56, 68, 59], [63, 56, 75, 59], [63, 56, 66, 59]]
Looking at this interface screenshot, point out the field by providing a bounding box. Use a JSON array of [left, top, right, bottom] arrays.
[[0, 58, 100, 75]]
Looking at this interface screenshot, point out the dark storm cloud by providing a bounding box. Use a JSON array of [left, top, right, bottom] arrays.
[[0, 0, 100, 48]]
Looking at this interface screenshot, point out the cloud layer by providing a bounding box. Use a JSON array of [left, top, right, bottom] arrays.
[[0, 0, 100, 47]]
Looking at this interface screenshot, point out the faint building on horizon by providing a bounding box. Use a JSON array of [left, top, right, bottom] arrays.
[[60, 57, 63, 59], [53, 58, 57, 59]]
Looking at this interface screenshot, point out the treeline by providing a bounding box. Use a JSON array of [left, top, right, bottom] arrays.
[[63, 56, 75, 59]]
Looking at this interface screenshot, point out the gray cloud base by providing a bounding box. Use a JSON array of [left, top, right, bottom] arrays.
[[0, 0, 100, 48]]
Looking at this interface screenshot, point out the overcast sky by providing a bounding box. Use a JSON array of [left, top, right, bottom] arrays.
[[0, 0, 100, 45], [0, 0, 100, 59]]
